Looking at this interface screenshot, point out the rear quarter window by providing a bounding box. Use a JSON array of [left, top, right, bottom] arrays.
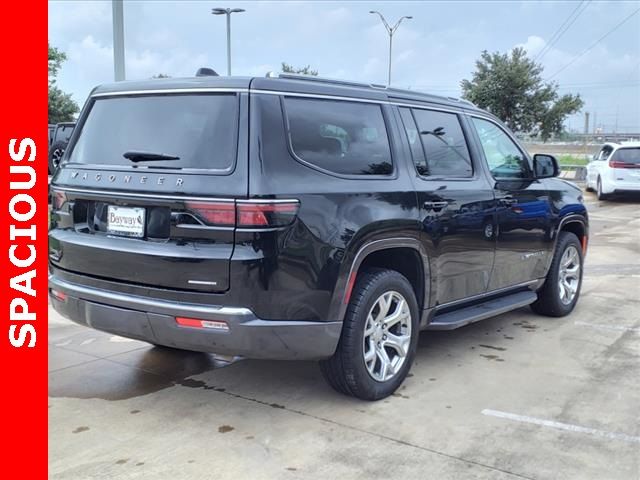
[[283, 97, 393, 176]]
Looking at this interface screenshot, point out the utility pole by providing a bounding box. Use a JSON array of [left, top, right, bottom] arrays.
[[112, 0, 125, 81], [211, 7, 246, 76], [369, 11, 413, 86], [583, 112, 590, 156]]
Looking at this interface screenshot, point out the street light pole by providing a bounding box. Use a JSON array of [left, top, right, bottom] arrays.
[[211, 7, 245, 76], [369, 11, 412, 86]]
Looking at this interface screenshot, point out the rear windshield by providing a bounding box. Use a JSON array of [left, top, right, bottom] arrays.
[[67, 94, 238, 171], [612, 148, 640, 165]]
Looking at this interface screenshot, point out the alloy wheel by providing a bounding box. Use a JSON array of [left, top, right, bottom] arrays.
[[362, 291, 412, 382], [558, 245, 580, 305]]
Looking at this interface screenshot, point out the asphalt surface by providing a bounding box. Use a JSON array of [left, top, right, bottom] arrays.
[[49, 191, 640, 480]]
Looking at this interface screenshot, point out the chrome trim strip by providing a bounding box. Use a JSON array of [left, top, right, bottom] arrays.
[[92, 87, 248, 97], [237, 198, 300, 204], [49, 274, 253, 317], [434, 280, 540, 311], [51, 186, 234, 203], [252, 89, 463, 114], [188, 280, 219, 286]]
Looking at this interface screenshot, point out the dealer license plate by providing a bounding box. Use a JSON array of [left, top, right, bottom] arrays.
[[107, 206, 146, 238]]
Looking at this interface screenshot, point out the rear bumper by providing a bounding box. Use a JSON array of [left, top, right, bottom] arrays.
[[48, 274, 342, 360]]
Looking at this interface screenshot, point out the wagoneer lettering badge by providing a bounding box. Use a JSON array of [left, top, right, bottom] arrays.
[[67, 170, 183, 186]]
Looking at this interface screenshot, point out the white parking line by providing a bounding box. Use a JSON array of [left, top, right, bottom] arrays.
[[482, 409, 640, 444], [574, 321, 640, 333]]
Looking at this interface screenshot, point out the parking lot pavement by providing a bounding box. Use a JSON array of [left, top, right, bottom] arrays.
[[49, 192, 640, 480]]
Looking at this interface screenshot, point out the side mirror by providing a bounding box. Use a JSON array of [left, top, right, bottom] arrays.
[[533, 154, 559, 179]]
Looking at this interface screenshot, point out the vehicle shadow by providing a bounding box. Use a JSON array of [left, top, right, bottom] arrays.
[[51, 307, 536, 402]]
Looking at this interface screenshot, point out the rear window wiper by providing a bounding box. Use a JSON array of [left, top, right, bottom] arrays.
[[123, 151, 180, 162]]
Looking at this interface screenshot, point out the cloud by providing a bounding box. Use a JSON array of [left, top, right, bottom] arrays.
[[516, 35, 546, 57]]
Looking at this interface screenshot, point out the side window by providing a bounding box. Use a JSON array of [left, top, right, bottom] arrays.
[[471, 117, 530, 179], [284, 97, 392, 176], [412, 109, 473, 177], [398, 108, 428, 175], [600, 146, 613, 161]]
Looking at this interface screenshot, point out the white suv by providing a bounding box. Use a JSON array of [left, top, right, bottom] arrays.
[[586, 142, 640, 200]]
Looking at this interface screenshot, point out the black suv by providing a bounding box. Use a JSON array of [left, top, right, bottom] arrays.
[[49, 73, 588, 400]]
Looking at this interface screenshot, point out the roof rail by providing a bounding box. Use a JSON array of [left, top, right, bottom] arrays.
[[265, 71, 387, 90]]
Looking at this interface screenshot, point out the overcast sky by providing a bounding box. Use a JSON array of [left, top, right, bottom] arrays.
[[49, 0, 640, 133]]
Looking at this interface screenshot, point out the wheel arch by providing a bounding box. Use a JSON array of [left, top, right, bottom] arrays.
[[545, 214, 589, 275], [328, 238, 430, 322]]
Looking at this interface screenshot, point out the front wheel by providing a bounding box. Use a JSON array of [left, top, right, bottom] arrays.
[[531, 232, 583, 317], [320, 268, 419, 400]]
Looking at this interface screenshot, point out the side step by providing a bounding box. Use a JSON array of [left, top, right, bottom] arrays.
[[427, 291, 538, 331]]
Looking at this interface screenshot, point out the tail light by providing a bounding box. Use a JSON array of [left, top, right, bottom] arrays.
[[185, 199, 299, 228], [184, 201, 235, 226], [52, 190, 67, 210], [609, 159, 639, 169], [236, 201, 299, 227]]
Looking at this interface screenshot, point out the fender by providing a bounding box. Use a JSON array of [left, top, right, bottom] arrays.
[[544, 213, 589, 275], [327, 237, 431, 323]]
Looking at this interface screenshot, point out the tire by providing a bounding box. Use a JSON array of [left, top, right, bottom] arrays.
[[48, 141, 66, 174], [319, 268, 419, 400], [596, 177, 609, 201], [531, 231, 583, 317]]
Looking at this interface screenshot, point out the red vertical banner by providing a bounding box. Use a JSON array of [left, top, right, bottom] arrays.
[[0, 0, 48, 477]]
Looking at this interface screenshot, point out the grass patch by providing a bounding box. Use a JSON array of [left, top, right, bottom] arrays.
[[556, 155, 589, 166]]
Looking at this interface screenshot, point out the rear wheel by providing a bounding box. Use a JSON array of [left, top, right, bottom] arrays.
[[596, 177, 609, 201], [531, 232, 583, 317], [320, 268, 419, 400]]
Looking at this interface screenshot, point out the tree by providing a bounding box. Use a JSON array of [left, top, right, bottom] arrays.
[[48, 44, 79, 124], [281, 62, 318, 76], [461, 47, 583, 140]]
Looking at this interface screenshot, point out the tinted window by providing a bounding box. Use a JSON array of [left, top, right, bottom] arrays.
[[68, 94, 238, 171], [599, 146, 614, 161], [398, 108, 428, 176], [284, 97, 392, 175], [412, 109, 472, 177], [59, 126, 74, 142], [471, 117, 530, 179], [611, 147, 640, 165]]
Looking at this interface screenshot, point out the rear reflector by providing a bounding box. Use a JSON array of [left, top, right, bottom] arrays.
[[175, 317, 229, 331], [186, 199, 299, 228], [581, 235, 588, 255], [49, 289, 67, 302], [343, 271, 357, 304]]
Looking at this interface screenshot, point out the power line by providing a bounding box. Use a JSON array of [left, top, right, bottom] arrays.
[[547, 7, 640, 80], [534, 0, 589, 62]]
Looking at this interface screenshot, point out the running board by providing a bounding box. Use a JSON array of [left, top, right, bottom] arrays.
[[427, 291, 537, 330]]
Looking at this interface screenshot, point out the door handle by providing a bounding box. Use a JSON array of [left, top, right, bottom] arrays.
[[424, 201, 448, 212]]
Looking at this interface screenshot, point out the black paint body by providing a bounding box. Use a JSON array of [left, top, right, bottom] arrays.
[[49, 76, 588, 353]]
